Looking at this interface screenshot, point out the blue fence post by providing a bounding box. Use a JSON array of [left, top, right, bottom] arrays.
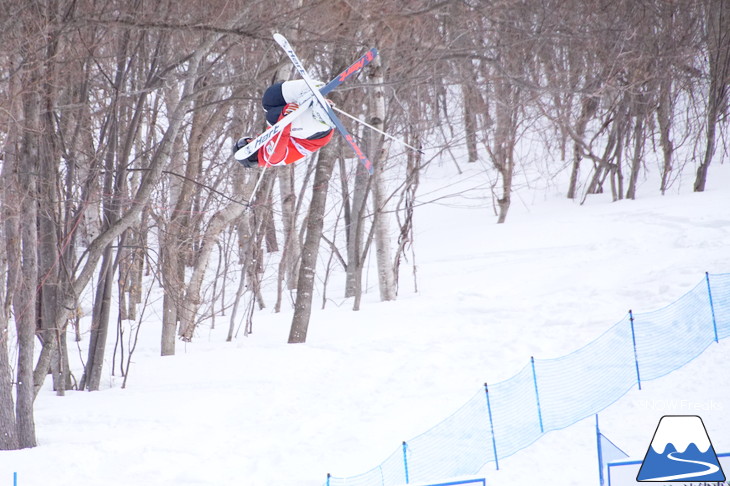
[[326, 473, 330, 486], [629, 310, 642, 390], [530, 357, 544, 433], [706, 272, 719, 343], [403, 441, 410, 484], [14, 472, 17, 486], [484, 383, 500, 470], [402, 441, 410, 484], [596, 415, 605, 486]]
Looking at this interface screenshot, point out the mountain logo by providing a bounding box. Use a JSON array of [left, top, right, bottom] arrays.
[[637, 415, 725, 482]]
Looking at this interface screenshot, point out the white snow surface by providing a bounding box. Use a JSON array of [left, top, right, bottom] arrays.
[[3, 160, 730, 486]]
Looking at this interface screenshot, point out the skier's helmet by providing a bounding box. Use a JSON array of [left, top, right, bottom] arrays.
[[233, 137, 259, 167]]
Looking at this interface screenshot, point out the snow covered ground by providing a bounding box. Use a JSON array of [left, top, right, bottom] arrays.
[[3, 159, 730, 486]]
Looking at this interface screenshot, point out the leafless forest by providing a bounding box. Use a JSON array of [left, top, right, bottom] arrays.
[[0, 0, 728, 451]]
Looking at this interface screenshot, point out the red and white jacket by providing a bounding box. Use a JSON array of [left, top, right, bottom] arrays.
[[257, 79, 335, 167], [259, 107, 333, 167]]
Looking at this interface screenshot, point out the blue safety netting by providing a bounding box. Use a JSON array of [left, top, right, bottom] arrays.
[[536, 315, 638, 433], [325, 273, 728, 486], [710, 273, 730, 339]]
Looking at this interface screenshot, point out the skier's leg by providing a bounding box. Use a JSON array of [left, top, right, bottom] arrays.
[[289, 105, 334, 140], [280, 80, 332, 139], [281, 79, 317, 103], [262, 82, 285, 125], [262, 79, 329, 134]]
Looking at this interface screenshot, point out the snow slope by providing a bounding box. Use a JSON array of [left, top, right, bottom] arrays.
[[2, 161, 729, 486]]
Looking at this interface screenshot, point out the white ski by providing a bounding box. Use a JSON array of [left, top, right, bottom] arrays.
[[273, 33, 374, 174], [234, 44, 378, 164], [234, 97, 314, 161]]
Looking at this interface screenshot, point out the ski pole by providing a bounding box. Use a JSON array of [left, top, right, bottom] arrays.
[[247, 164, 268, 211], [331, 106, 424, 154], [246, 125, 284, 211]]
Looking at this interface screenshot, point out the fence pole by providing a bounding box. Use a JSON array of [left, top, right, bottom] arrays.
[[530, 357, 544, 433], [402, 441, 410, 484], [596, 415, 605, 486], [14, 472, 17, 486], [629, 310, 642, 390], [484, 383, 500, 470], [326, 473, 330, 486], [706, 272, 719, 343]]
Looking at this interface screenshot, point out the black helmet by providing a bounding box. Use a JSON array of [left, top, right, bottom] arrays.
[[233, 137, 259, 168]]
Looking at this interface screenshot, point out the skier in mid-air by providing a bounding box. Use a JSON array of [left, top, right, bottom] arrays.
[[234, 79, 335, 168]]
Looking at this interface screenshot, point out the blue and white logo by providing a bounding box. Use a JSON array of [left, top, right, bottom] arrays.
[[637, 415, 725, 482]]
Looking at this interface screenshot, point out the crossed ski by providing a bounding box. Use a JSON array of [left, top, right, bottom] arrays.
[[273, 34, 374, 174], [235, 35, 377, 174]]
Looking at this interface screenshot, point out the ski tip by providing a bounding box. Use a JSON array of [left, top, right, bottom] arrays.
[[273, 33, 286, 44]]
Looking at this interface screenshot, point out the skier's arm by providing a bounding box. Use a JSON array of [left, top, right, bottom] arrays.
[[260, 103, 298, 166], [260, 124, 292, 166]]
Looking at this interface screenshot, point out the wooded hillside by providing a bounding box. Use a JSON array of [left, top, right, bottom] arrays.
[[1, 0, 727, 450]]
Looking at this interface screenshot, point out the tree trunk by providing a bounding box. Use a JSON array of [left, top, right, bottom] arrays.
[[567, 96, 599, 199], [0, 149, 19, 450], [368, 55, 396, 302], [289, 146, 337, 344], [496, 165, 514, 224], [0, 310, 18, 449], [344, 164, 370, 299], [657, 78, 674, 194], [694, 93, 718, 192], [80, 249, 114, 391], [15, 195, 37, 448], [36, 18, 67, 395], [278, 165, 301, 291], [160, 291, 179, 356], [160, 106, 204, 353], [11, 57, 41, 448], [694, 0, 730, 192], [491, 78, 519, 224], [231, 167, 265, 335], [626, 115, 644, 200], [462, 82, 479, 163]]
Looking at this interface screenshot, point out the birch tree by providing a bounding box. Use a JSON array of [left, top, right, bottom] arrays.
[[367, 54, 397, 301]]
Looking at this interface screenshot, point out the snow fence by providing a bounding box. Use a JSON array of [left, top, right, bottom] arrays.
[[325, 272, 730, 486]]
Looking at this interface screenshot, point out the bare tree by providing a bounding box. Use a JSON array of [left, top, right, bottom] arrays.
[[288, 146, 339, 344], [0, 245, 16, 449], [694, 0, 730, 191], [482, 3, 538, 222]]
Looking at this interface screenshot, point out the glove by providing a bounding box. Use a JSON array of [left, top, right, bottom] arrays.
[[234, 137, 252, 153], [283, 103, 299, 116]]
